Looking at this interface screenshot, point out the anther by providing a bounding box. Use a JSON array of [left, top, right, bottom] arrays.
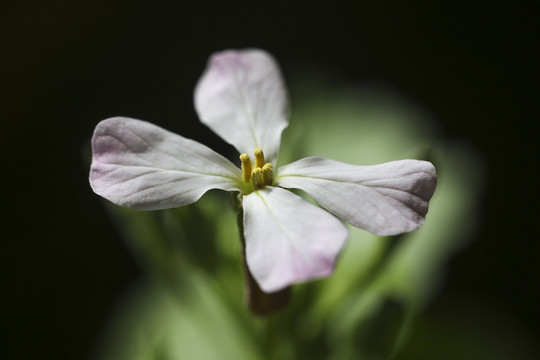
[[240, 153, 252, 183], [254, 148, 266, 169], [262, 163, 274, 186], [251, 167, 264, 190]]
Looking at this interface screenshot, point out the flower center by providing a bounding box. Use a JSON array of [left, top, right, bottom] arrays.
[[240, 148, 274, 190]]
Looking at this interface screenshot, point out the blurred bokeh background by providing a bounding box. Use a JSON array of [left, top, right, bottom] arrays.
[[1, 1, 537, 359]]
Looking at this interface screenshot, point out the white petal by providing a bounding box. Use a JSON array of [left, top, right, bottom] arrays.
[[243, 187, 348, 293], [194, 49, 289, 164], [277, 157, 437, 236], [90, 117, 242, 210]]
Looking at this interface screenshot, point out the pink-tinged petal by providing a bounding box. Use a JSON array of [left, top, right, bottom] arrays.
[[243, 187, 348, 293], [194, 49, 288, 164], [277, 157, 437, 236], [90, 117, 242, 210]]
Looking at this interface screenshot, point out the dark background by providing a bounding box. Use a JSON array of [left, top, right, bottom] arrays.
[[2, 1, 537, 358]]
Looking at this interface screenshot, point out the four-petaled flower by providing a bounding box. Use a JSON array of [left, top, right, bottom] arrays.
[[89, 49, 437, 293]]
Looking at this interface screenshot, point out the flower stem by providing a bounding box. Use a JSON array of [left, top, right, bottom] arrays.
[[242, 253, 291, 315], [233, 193, 291, 315]]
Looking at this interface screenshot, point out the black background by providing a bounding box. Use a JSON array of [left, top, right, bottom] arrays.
[[2, 1, 538, 358]]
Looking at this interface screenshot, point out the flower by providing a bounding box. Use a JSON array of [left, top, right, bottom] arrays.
[[90, 49, 437, 293]]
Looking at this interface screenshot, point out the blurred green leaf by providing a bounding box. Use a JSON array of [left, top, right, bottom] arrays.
[[94, 79, 487, 360]]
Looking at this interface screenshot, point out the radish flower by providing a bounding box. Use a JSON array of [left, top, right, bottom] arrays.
[[90, 49, 437, 293]]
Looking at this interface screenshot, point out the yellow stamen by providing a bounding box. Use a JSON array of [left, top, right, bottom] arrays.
[[240, 153, 252, 183], [251, 167, 264, 190], [254, 148, 266, 169], [262, 163, 274, 186]]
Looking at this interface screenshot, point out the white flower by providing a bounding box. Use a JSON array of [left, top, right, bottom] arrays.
[[90, 49, 437, 293]]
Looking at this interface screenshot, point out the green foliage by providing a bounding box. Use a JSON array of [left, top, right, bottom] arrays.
[[93, 80, 487, 360]]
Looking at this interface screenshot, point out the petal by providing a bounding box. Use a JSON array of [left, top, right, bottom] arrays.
[[276, 157, 437, 236], [243, 187, 348, 293], [194, 49, 289, 164], [90, 117, 242, 210]]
